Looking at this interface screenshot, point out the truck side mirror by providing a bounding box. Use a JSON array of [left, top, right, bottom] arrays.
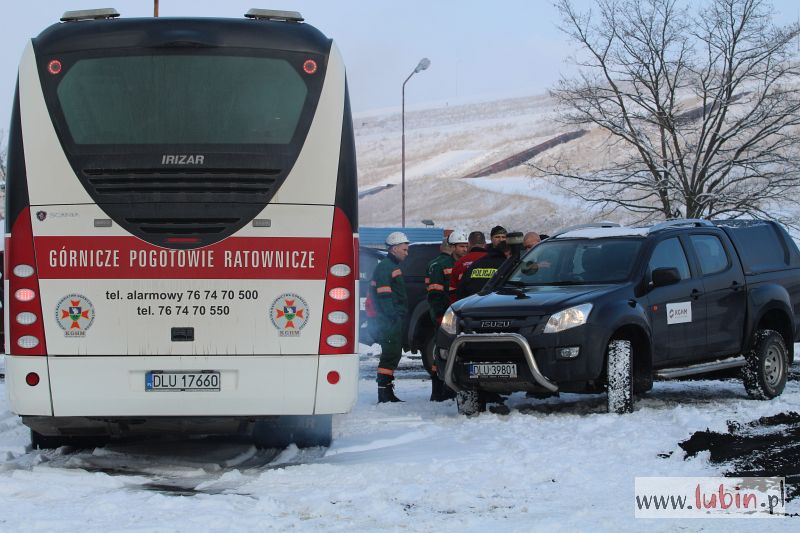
[[651, 267, 681, 288]]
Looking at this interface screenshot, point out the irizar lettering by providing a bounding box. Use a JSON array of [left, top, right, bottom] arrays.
[[161, 154, 205, 165]]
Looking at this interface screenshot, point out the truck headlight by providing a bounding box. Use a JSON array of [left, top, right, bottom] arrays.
[[440, 307, 458, 335], [543, 303, 593, 333]]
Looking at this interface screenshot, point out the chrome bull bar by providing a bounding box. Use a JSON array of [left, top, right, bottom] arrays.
[[443, 333, 559, 393]]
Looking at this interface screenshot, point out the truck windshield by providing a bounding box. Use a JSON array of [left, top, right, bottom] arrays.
[[508, 238, 643, 285]]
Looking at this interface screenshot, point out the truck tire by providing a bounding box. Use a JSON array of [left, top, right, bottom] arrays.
[[422, 334, 436, 376], [606, 339, 633, 414], [743, 329, 788, 400], [456, 391, 486, 416]]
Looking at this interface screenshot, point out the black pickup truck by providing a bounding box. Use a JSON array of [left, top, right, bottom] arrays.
[[435, 220, 800, 415]]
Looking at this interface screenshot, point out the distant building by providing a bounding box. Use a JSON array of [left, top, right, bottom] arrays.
[[359, 227, 445, 249]]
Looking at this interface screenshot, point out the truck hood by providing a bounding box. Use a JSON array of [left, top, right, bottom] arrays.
[[454, 284, 621, 317]]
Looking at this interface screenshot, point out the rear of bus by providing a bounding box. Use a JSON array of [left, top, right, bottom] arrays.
[[3, 9, 358, 445]]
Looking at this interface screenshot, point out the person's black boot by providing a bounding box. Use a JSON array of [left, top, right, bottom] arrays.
[[378, 382, 403, 403], [377, 374, 403, 403], [430, 375, 456, 402]]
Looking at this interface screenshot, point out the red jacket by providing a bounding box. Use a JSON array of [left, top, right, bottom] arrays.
[[449, 247, 487, 303]]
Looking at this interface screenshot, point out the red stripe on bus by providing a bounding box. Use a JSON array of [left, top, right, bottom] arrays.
[[34, 236, 330, 279]]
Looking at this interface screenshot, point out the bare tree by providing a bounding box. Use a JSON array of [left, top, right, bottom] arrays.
[[534, 0, 800, 222], [0, 130, 6, 185]]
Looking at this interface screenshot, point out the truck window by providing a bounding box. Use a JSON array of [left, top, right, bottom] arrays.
[[690, 234, 729, 275], [511, 238, 642, 285], [728, 223, 789, 271], [648, 237, 690, 279]]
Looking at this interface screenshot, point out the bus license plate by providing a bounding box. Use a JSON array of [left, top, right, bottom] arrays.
[[145, 371, 220, 392], [468, 363, 517, 379]]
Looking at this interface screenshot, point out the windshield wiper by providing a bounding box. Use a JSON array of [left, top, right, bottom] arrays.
[[532, 281, 586, 286], [497, 279, 530, 298]]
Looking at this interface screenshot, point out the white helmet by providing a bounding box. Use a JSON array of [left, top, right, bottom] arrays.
[[447, 230, 469, 245], [385, 231, 410, 247]]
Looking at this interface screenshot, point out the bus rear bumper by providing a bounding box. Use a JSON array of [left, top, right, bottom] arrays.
[[5, 354, 358, 417]]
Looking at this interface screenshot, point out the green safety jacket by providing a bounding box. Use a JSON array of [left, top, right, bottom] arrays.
[[426, 252, 454, 323], [368, 254, 408, 344]]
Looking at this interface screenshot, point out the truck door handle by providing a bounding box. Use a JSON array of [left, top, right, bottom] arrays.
[[730, 281, 741, 291], [691, 289, 703, 300]]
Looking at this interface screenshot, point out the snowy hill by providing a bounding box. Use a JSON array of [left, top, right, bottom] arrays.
[[355, 92, 622, 234], [355, 91, 800, 236]]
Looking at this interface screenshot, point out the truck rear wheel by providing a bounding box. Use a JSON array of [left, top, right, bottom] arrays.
[[456, 390, 486, 416], [606, 339, 633, 414], [743, 329, 788, 400]]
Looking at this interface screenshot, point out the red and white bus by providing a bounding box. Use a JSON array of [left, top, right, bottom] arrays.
[[3, 8, 358, 448]]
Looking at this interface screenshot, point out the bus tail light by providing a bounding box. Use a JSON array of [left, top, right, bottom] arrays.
[[327, 311, 349, 325], [18, 336, 40, 349], [319, 207, 356, 355], [8, 207, 48, 356], [328, 287, 350, 300], [14, 288, 36, 302]]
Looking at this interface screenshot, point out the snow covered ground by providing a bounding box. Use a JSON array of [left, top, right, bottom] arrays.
[[0, 350, 797, 531]]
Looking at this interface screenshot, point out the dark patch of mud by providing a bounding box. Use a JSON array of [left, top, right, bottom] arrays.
[[679, 411, 800, 501]]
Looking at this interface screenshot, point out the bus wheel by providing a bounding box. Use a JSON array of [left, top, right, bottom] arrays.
[[252, 415, 333, 449], [31, 430, 66, 450], [30, 430, 106, 450]]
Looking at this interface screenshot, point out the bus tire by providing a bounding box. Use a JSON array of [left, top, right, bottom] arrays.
[[743, 329, 788, 400], [30, 430, 106, 450], [252, 415, 333, 449], [30, 430, 65, 450], [606, 339, 633, 414]]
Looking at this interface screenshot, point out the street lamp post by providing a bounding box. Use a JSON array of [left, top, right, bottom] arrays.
[[401, 57, 430, 228]]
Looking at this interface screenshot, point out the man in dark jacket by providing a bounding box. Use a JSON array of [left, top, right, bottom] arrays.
[[489, 225, 507, 249], [456, 241, 509, 300], [425, 231, 468, 401], [449, 231, 487, 303], [369, 231, 410, 403]]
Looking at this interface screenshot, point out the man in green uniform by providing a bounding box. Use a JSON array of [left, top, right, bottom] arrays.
[[425, 231, 469, 401], [370, 231, 410, 403]]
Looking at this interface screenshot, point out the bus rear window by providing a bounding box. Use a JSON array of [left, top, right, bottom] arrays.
[[55, 55, 308, 145]]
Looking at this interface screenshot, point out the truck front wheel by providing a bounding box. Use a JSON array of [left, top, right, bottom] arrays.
[[743, 329, 788, 400], [606, 339, 633, 414], [456, 390, 486, 416], [422, 333, 436, 376]]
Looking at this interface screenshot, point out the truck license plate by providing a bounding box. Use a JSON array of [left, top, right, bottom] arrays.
[[468, 363, 517, 378], [145, 371, 220, 391]]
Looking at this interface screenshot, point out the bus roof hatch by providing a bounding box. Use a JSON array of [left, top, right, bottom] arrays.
[[244, 9, 303, 22], [61, 8, 121, 22]]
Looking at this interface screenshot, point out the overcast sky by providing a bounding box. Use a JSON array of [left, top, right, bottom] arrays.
[[1, 0, 799, 134]]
